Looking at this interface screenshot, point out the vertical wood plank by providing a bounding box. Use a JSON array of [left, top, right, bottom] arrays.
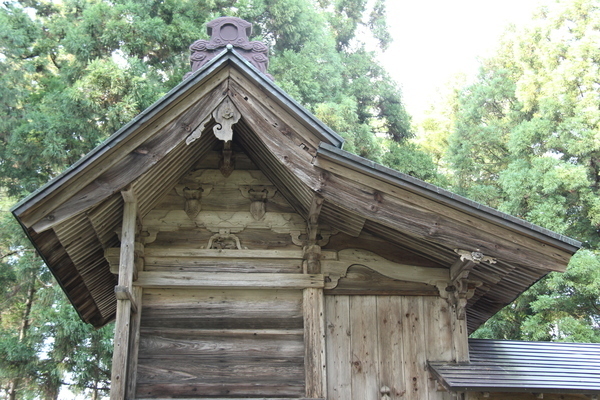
[[126, 286, 143, 400], [110, 192, 137, 400], [424, 297, 455, 400], [304, 288, 327, 398], [350, 296, 379, 400], [401, 297, 429, 400], [377, 296, 406, 400], [325, 296, 352, 400]]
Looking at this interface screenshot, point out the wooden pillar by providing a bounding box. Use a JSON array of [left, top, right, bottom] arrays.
[[304, 287, 327, 398], [125, 286, 143, 399], [110, 189, 138, 400], [451, 305, 469, 363]]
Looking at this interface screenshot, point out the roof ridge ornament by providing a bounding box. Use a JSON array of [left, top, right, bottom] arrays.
[[184, 16, 273, 80]]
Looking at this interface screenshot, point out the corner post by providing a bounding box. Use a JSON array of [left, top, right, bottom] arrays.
[[110, 188, 138, 400]]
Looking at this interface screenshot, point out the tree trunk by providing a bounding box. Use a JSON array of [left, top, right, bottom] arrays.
[[6, 266, 38, 400]]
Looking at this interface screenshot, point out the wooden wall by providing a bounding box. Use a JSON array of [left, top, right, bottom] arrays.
[[325, 295, 455, 400], [126, 151, 464, 399], [135, 288, 305, 398]]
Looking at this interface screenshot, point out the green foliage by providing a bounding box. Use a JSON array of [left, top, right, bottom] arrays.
[[441, 0, 600, 341], [0, 0, 418, 398]]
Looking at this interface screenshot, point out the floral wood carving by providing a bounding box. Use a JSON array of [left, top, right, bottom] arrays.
[[184, 17, 273, 80]]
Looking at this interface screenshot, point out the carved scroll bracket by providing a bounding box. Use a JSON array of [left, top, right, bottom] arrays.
[[290, 227, 338, 247], [437, 278, 482, 320], [140, 228, 159, 245], [185, 97, 241, 145], [239, 185, 277, 220], [175, 185, 213, 220]]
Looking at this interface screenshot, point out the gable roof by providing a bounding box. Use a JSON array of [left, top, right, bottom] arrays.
[[12, 47, 580, 328], [429, 339, 600, 394]]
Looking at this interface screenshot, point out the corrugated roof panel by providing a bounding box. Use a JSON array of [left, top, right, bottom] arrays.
[[429, 339, 600, 394]]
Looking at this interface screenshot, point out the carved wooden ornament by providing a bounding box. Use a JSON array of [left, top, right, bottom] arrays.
[[175, 185, 213, 220], [186, 97, 241, 145], [240, 185, 277, 220], [184, 17, 272, 80]]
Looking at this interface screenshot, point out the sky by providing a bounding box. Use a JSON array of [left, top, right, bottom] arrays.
[[379, 0, 543, 119]]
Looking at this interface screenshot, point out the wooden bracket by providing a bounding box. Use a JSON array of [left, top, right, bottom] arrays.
[[220, 141, 235, 177], [175, 185, 213, 220], [114, 285, 138, 314], [239, 185, 277, 220], [304, 244, 322, 274], [307, 195, 324, 244], [322, 249, 449, 289], [438, 278, 482, 320]]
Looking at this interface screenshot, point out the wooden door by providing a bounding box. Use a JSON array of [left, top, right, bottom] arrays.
[[325, 295, 454, 400]]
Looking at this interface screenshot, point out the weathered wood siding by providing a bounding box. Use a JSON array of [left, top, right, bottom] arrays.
[[325, 295, 454, 400], [136, 288, 305, 398]]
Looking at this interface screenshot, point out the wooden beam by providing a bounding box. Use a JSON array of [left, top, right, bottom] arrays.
[[110, 190, 137, 400], [322, 248, 449, 289], [303, 288, 327, 398], [311, 163, 571, 272], [114, 286, 138, 314], [135, 398, 325, 400], [29, 82, 229, 233], [133, 272, 325, 289], [450, 259, 476, 282], [106, 248, 339, 274]]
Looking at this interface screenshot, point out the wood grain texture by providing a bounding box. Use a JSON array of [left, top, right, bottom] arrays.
[[325, 295, 455, 400], [133, 272, 324, 290], [400, 297, 428, 400], [325, 296, 352, 400], [125, 286, 143, 399], [30, 79, 229, 233], [137, 288, 305, 398], [377, 296, 406, 400], [326, 265, 440, 296], [423, 297, 454, 400], [110, 299, 131, 400], [314, 157, 573, 271], [350, 296, 379, 400], [304, 288, 326, 398], [19, 67, 230, 230]]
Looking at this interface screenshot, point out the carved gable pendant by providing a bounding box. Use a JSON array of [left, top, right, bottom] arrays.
[[185, 97, 241, 145]]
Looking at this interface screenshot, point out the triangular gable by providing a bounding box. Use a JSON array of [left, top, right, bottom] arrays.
[[12, 46, 580, 329]]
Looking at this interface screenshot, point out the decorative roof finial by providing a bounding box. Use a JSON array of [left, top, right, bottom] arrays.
[[184, 17, 272, 80]]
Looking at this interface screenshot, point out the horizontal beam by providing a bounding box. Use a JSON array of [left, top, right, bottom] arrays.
[[133, 272, 324, 289], [106, 248, 338, 273]]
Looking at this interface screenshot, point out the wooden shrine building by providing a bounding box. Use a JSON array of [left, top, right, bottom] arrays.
[[12, 17, 597, 400]]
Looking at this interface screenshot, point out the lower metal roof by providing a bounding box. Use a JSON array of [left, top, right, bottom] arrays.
[[429, 339, 600, 394]]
